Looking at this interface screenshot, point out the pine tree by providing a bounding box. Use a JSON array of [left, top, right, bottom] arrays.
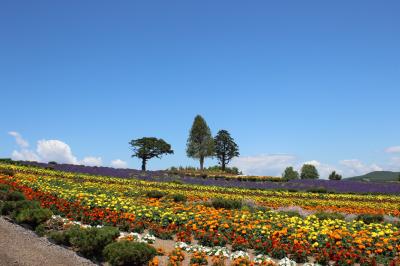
[[214, 130, 239, 171], [186, 115, 214, 170]]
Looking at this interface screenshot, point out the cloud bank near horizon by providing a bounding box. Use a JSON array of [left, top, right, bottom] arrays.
[[7, 131, 400, 178], [8, 131, 126, 168]]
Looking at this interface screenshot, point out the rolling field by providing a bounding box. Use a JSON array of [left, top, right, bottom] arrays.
[[1, 163, 400, 265]]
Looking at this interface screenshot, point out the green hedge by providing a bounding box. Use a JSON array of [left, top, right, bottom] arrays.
[[15, 208, 53, 228], [211, 198, 242, 210], [103, 241, 157, 266]]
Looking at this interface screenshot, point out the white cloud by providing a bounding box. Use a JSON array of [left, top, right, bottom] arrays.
[[339, 159, 382, 176], [8, 131, 29, 148], [11, 149, 40, 162], [301, 160, 337, 178], [80, 156, 102, 167], [8, 132, 102, 166], [231, 154, 296, 176], [36, 139, 78, 164], [385, 146, 400, 153], [388, 157, 400, 170], [111, 159, 128, 169]]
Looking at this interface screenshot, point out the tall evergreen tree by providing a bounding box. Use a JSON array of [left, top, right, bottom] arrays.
[[214, 130, 239, 171], [186, 115, 214, 170]]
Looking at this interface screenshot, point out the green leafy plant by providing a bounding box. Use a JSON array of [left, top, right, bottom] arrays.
[[356, 214, 384, 224], [211, 198, 242, 210], [171, 193, 187, 202], [103, 241, 157, 266], [69, 226, 120, 259], [15, 208, 53, 228], [146, 190, 167, 199], [0, 168, 15, 177], [6, 191, 25, 201]]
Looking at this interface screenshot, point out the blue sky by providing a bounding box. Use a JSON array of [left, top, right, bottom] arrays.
[[1, 1, 399, 177]]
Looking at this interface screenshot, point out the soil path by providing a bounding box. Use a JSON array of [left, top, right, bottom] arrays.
[[0, 217, 95, 266]]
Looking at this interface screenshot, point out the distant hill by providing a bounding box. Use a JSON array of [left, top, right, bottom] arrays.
[[347, 171, 400, 182]]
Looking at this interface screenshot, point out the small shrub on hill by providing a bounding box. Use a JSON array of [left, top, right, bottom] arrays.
[[171, 193, 187, 202], [146, 190, 167, 199], [0, 168, 15, 177], [211, 198, 242, 210], [103, 241, 157, 266], [69, 226, 120, 259], [15, 208, 53, 228], [0, 184, 10, 191], [0, 201, 16, 215], [357, 214, 384, 224], [6, 191, 25, 201]]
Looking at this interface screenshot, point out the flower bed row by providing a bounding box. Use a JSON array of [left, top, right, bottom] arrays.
[[1, 164, 400, 264]]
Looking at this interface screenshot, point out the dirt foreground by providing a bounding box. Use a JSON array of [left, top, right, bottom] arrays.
[[0, 217, 95, 266]]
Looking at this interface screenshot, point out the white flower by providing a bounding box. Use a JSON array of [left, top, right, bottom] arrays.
[[278, 257, 297, 266]]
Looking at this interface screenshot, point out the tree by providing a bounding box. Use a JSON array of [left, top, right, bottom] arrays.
[[282, 166, 299, 180], [214, 130, 239, 171], [300, 164, 319, 179], [328, 171, 342, 180], [129, 137, 173, 171], [186, 115, 214, 170]]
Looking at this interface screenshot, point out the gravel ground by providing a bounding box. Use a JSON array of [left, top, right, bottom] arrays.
[[0, 217, 95, 266]]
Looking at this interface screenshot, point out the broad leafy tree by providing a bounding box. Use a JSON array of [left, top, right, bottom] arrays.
[[129, 137, 173, 171], [214, 130, 239, 171], [300, 164, 319, 179], [282, 166, 299, 180], [328, 171, 342, 180], [186, 115, 214, 170]]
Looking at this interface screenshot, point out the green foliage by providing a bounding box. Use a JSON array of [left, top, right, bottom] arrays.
[[0, 190, 8, 201], [50, 226, 120, 259], [49, 225, 82, 245], [35, 223, 46, 237], [9, 200, 41, 218], [15, 208, 53, 228], [0, 184, 10, 191], [356, 214, 384, 224], [315, 212, 345, 221], [211, 198, 242, 210], [282, 166, 299, 180], [0, 168, 15, 177], [146, 190, 167, 199], [129, 137, 174, 171], [186, 115, 214, 170], [103, 241, 157, 266], [6, 191, 25, 201], [328, 171, 342, 180], [300, 164, 319, 179], [306, 187, 328, 193], [0, 201, 16, 215], [69, 226, 120, 259], [214, 130, 239, 171], [171, 193, 187, 202]]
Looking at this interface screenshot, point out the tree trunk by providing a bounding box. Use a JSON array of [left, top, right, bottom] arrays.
[[199, 156, 204, 170], [141, 158, 146, 171], [221, 160, 226, 171]]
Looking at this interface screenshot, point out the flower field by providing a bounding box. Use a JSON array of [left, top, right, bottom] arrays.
[[1, 163, 400, 265]]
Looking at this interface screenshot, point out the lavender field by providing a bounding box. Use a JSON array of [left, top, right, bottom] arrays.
[[20, 161, 400, 195]]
